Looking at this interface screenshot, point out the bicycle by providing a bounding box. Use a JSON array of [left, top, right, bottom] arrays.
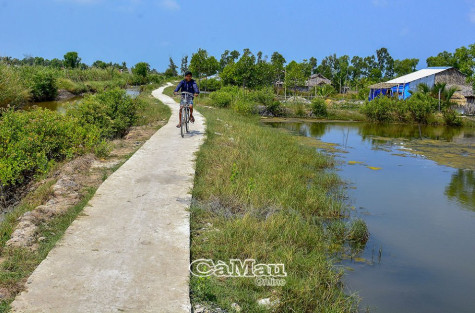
[[179, 91, 193, 138]]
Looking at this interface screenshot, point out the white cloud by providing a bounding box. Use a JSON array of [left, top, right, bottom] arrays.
[[160, 0, 180, 10]]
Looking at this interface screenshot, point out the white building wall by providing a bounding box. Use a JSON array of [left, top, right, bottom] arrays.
[[408, 74, 436, 93]]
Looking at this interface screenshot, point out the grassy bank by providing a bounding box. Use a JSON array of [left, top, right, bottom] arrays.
[[0, 85, 170, 311], [0, 64, 170, 108], [190, 106, 366, 312]]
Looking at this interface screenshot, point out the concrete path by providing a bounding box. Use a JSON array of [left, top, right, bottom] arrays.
[[11, 83, 205, 313]]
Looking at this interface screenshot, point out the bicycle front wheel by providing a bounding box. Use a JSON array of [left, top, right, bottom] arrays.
[[185, 108, 189, 133]]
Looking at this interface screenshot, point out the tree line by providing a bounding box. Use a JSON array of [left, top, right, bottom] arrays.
[[169, 43, 475, 92]]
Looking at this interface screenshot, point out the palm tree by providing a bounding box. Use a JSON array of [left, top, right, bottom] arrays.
[[431, 82, 447, 111], [431, 82, 447, 97], [443, 86, 459, 107], [417, 83, 431, 94]]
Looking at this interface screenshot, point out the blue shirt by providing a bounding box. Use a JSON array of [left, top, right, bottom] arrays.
[[174, 79, 200, 96]]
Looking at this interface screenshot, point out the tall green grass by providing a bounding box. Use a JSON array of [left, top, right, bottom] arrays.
[[0, 64, 31, 106], [0, 63, 167, 107], [190, 106, 361, 312]]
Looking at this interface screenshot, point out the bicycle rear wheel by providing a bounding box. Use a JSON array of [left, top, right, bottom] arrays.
[[181, 107, 186, 138]]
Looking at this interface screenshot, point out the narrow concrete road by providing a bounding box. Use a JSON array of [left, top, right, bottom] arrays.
[[11, 83, 205, 313]]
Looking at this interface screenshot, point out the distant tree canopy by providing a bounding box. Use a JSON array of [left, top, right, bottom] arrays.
[[132, 62, 150, 78], [195, 43, 474, 91], [92, 60, 108, 69], [426, 44, 475, 78], [0, 53, 132, 73], [426, 43, 475, 89], [394, 58, 419, 76], [164, 57, 178, 77], [285, 61, 307, 91], [189, 48, 219, 80], [180, 55, 188, 75], [63, 51, 81, 69]]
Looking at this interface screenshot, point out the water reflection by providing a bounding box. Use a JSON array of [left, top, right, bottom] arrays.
[[445, 169, 475, 212], [358, 123, 465, 142]]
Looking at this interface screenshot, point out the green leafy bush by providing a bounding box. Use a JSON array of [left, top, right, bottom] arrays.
[[316, 84, 337, 97], [209, 91, 233, 108], [266, 100, 282, 116], [358, 87, 370, 100], [200, 78, 222, 91], [293, 102, 307, 117], [29, 69, 58, 101], [249, 87, 274, 106], [311, 98, 328, 117], [443, 108, 463, 126], [68, 88, 137, 139], [219, 85, 240, 95], [360, 97, 396, 122], [406, 94, 435, 123], [231, 99, 255, 115], [0, 108, 100, 188]]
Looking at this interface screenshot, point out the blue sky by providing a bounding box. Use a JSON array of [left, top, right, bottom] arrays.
[[1, 0, 474, 71]]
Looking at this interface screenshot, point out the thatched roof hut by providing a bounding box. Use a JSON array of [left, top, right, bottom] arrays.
[[306, 74, 331, 87], [451, 85, 475, 105]]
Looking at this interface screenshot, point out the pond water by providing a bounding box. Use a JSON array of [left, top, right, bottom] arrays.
[[267, 120, 475, 313]]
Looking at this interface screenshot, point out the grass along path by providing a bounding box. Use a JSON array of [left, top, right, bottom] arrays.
[[0, 84, 171, 312], [190, 106, 363, 312]]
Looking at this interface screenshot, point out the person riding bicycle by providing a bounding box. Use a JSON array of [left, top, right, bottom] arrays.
[[174, 71, 199, 128]]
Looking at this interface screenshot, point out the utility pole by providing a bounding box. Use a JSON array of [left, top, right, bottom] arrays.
[[282, 69, 287, 101], [438, 88, 442, 112]]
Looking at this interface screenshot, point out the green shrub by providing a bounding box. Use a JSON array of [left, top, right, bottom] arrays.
[[232, 99, 255, 115], [27, 70, 58, 101], [219, 85, 240, 95], [361, 97, 396, 122], [199, 78, 222, 91], [316, 84, 337, 98], [406, 95, 434, 124], [148, 73, 164, 84], [0, 108, 100, 188], [209, 91, 233, 108], [311, 98, 328, 117], [358, 87, 370, 100], [266, 100, 282, 116], [393, 100, 409, 122], [293, 102, 307, 117], [249, 87, 274, 106], [68, 88, 137, 139], [443, 108, 463, 126]]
